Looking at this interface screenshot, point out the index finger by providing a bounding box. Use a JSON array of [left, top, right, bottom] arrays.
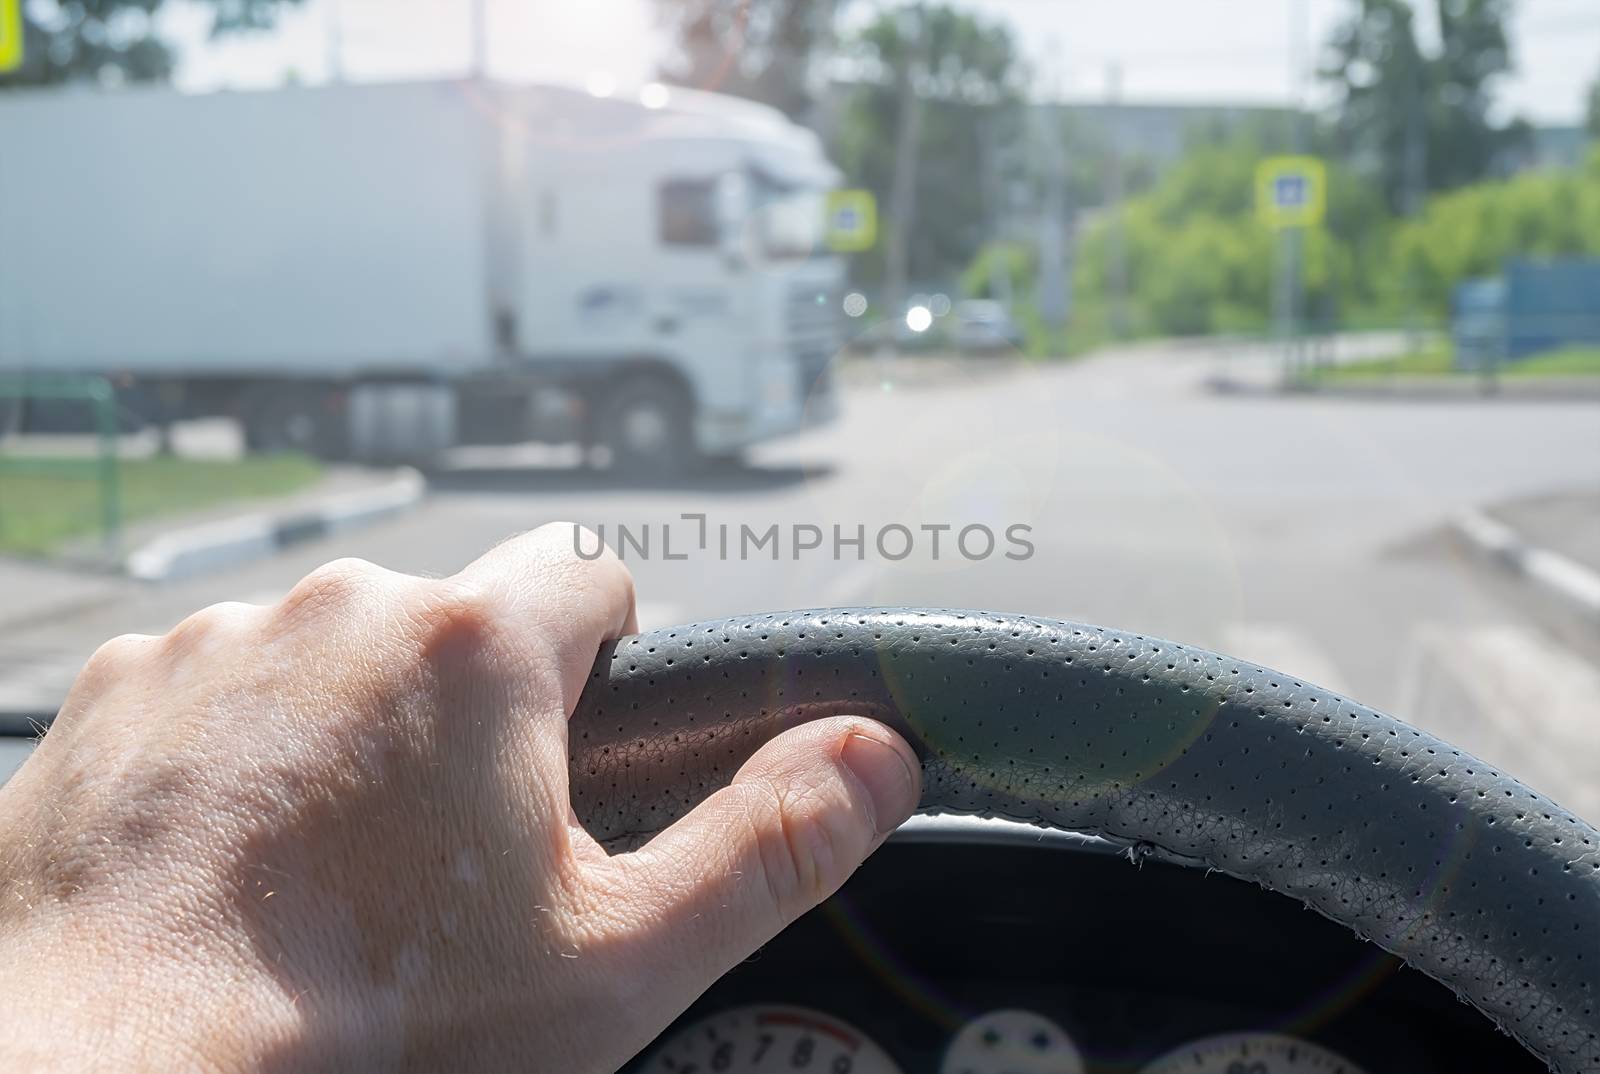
[[454, 522, 638, 711]]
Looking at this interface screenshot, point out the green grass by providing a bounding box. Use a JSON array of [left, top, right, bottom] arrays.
[[1503, 345, 1600, 377], [1302, 340, 1455, 382], [0, 453, 323, 556], [1302, 341, 1600, 384]]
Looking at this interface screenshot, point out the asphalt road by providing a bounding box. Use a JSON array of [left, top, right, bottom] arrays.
[[4, 344, 1599, 818]]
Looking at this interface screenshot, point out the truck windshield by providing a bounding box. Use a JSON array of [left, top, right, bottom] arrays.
[[752, 176, 827, 260]]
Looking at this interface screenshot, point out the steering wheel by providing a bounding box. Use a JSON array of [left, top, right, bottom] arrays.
[[569, 609, 1600, 1074]]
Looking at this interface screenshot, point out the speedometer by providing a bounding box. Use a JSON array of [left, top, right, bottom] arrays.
[[941, 1009, 1084, 1074], [641, 1004, 903, 1074], [1141, 1033, 1369, 1074]]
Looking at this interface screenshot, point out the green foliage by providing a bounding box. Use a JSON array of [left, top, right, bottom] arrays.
[[653, 0, 840, 119], [1509, 346, 1600, 377], [0, 0, 300, 88], [1300, 339, 1455, 382], [1055, 135, 1396, 339], [1386, 162, 1600, 313], [1588, 70, 1600, 140], [833, 4, 1025, 287], [959, 241, 1035, 300], [1017, 134, 1599, 345]]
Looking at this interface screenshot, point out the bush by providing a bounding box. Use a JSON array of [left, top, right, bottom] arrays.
[[1385, 156, 1600, 315], [969, 139, 1398, 346]]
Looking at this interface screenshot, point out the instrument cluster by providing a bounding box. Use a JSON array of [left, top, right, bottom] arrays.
[[625, 826, 1539, 1074], [642, 1005, 1367, 1074]]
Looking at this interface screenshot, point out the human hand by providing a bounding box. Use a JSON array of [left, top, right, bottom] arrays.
[[0, 524, 921, 1073]]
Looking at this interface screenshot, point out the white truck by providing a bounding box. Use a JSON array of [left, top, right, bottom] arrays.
[[0, 78, 844, 471]]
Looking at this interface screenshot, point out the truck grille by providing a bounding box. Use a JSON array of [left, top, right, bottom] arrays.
[[788, 285, 840, 398]]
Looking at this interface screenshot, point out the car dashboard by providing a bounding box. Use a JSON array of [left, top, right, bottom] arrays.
[[625, 817, 1538, 1074]]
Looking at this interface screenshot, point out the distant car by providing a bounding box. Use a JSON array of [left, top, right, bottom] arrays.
[[844, 310, 947, 353], [952, 299, 1024, 353]]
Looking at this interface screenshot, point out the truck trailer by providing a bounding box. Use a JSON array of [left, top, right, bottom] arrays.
[[0, 78, 844, 471]]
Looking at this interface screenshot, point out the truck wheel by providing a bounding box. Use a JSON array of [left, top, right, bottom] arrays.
[[598, 379, 695, 477], [242, 386, 348, 461]]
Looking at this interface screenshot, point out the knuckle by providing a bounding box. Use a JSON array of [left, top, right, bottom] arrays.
[[410, 579, 500, 658], [75, 632, 156, 692], [279, 557, 389, 619], [163, 600, 255, 654], [537, 523, 635, 605], [535, 520, 605, 557], [533, 522, 622, 579]]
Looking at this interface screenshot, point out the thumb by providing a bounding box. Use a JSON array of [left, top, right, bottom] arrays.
[[593, 717, 919, 1012]]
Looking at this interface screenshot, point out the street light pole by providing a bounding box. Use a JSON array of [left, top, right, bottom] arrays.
[[1035, 53, 1069, 338], [325, 0, 345, 83], [1279, 0, 1309, 380], [1105, 61, 1127, 340], [470, 0, 489, 81], [882, 5, 926, 350]]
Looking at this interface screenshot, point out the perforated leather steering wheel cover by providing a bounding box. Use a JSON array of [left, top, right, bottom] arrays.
[[568, 609, 1600, 1072]]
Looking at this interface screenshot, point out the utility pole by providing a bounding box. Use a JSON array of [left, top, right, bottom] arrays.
[[470, 0, 489, 81], [1104, 61, 1128, 340], [1035, 57, 1069, 339], [1278, 0, 1309, 380], [978, 112, 1014, 307], [882, 5, 926, 348], [325, 0, 345, 83], [1402, 37, 1429, 358]]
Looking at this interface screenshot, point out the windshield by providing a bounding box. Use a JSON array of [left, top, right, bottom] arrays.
[[1, 0, 1597, 866], [752, 174, 828, 259]]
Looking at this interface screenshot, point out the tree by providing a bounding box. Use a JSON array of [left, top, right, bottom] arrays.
[[1587, 69, 1600, 139], [1321, 0, 1431, 214], [1321, 0, 1528, 215], [831, 4, 1025, 288], [653, 0, 841, 119], [1430, 0, 1529, 189], [0, 0, 299, 88]]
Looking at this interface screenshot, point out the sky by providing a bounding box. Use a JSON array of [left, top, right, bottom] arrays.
[[165, 0, 1600, 125]]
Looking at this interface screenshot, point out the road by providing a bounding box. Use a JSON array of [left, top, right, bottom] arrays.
[[4, 344, 1599, 818]]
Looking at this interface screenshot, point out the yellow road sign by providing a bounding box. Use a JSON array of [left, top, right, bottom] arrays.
[[0, 0, 21, 73], [826, 189, 877, 253], [1256, 155, 1326, 229]]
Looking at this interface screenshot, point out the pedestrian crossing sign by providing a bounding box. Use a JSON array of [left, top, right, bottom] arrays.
[[1256, 155, 1326, 229], [0, 0, 22, 74], [0, 0, 21, 73], [826, 189, 877, 253]]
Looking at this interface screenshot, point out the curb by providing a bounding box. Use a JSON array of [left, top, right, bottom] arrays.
[[1453, 510, 1600, 623], [1206, 375, 1600, 401], [125, 468, 426, 583]]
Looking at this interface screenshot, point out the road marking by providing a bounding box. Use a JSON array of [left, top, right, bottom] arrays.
[[1399, 622, 1600, 822], [1221, 623, 1349, 695]]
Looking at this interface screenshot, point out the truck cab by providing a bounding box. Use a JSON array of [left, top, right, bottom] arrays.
[[490, 82, 844, 470]]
